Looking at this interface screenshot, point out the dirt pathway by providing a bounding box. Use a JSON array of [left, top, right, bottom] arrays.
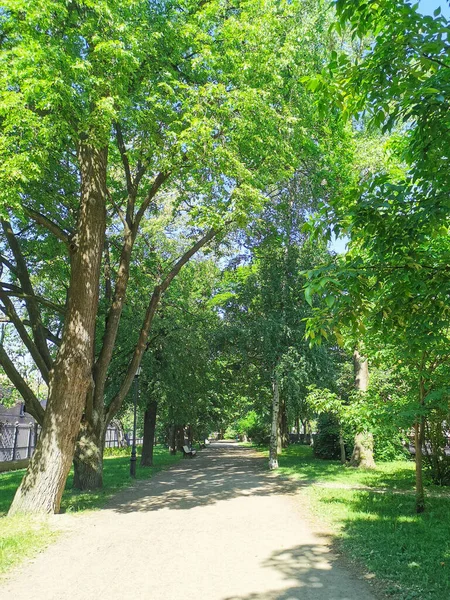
[[2, 443, 377, 600]]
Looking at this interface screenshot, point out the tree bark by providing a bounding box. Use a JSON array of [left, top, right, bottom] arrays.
[[350, 350, 376, 469], [73, 420, 105, 490], [414, 419, 425, 513], [415, 374, 426, 513], [277, 401, 283, 455], [141, 401, 157, 467], [281, 401, 289, 449], [169, 425, 177, 455], [269, 374, 280, 470], [176, 425, 185, 451], [63, 224, 217, 488], [8, 145, 107, 515], [339, 428, 346, 465], [187, 424, 193, 446]]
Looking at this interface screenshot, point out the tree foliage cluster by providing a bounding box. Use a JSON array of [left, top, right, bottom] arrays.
[[304, 0, 450, 511]]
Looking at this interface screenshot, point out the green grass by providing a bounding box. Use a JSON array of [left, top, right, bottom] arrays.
[[0, 516, 56, 575], [0, 445, 181, 574], [277, 445, 450, 600]]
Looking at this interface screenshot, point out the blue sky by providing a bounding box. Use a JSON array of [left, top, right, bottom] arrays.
[[419, 0, 450, 17]]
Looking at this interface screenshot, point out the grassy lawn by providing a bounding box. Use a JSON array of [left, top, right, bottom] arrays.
[[276, 444, 450, 600], [0, 446, 181, 575]]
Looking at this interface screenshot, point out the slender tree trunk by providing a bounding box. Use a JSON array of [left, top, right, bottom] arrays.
[[169, 425, 177, 455], [176, 426, 185, 451], [73, 419, 105, 490], [277, 400, 283, 455], [339, 427, 346, 465], [114, 419, 127, 448], [415, 374, 426, 513], [269, 374, 280, 470], [9, 145, 107, 515], [350, 350, 376, 469], [187, 425, 193, 446], [414, 419, 425, 513], [141, 401, 157, 467], [281, 404, 289, 449]]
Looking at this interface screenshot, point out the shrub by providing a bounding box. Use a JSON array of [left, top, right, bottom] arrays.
[[313, 414, 342, 460]]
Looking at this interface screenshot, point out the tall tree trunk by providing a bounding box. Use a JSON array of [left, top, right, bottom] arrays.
[[176, 425, 185, 451], [9, 145, 107, 515], [73, 419, 105, 490], [169, 425, 177, 455], [187, 424, 193, 446], [69, 228, 217, 487], [141, 401, 157, 467], [269, 374, 280, 470], [281, 402, 289, 449], [277, 399, 283, 455], [350, 350, 376, 469]]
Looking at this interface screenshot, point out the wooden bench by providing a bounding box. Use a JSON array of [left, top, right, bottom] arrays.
[[182, 445, 197, 459]]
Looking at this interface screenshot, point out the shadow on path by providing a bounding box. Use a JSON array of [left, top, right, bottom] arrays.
[[110, 444, 301, 514], [224, 543, 368, 600]]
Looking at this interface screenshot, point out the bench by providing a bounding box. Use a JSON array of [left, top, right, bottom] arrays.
[[182, 445, 197, 459]]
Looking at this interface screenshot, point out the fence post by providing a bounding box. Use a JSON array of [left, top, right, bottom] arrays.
[[27, 425, 33, 458], [12, 422, 19, 461]]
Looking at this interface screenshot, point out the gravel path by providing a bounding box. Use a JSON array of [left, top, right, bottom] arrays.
[[2, 443, 377, 600]]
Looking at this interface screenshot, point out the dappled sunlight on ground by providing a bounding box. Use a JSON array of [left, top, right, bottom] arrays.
[[110, 444, 301, 513]]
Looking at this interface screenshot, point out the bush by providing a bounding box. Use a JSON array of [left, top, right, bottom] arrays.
[[313, 414, 342, 460], [373, 430, 409, 462], [224, 425, 237, 440], [424, 419, 450, 486], [227, 411, 270, 444]]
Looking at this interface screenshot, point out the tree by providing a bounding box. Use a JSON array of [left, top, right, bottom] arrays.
[[2, 0, 335, 512], [304, 1, 450, 512], [216, 175, 345, 469]]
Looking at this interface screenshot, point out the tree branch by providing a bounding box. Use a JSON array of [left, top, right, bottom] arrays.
[[422, 53, 450, 70], [133, 171, 171, 231], [23, 320, 61, 347], [0, 294, 51, 382], [114, 122, 133, 197], [1, 220, 53, 369], [23, 207, 72, 246], [0, 254, 17, 275], [105, 227, 217, 424], [0, 282, 66, 315], [0, 343, 45, 425]]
